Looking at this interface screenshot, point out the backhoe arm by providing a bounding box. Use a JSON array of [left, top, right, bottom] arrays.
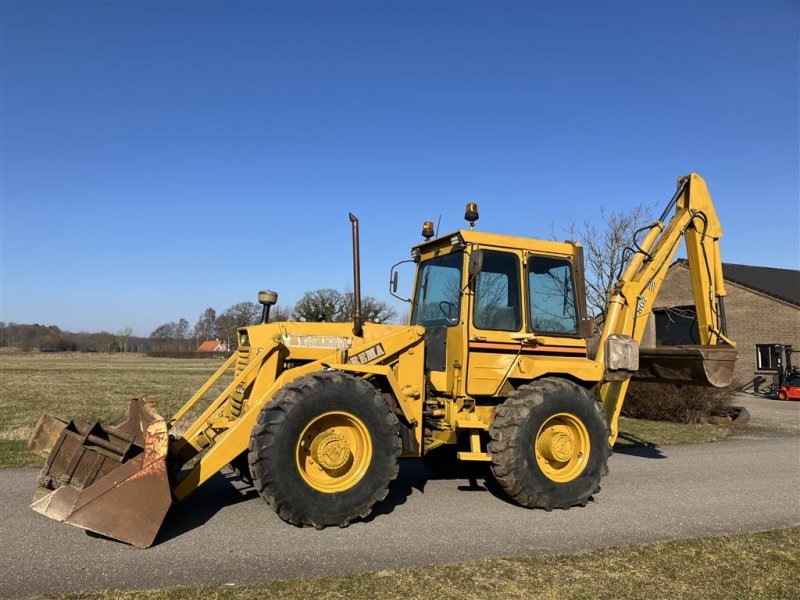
[[596, 173, 735, 443]]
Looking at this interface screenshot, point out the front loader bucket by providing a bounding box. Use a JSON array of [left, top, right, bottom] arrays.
[[27, 397, 172, 548], [634, 345, 738, 388]]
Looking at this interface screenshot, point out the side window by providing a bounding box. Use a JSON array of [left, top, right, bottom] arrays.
[[528, 256, 578, 334], [473, 251, 521, 331]]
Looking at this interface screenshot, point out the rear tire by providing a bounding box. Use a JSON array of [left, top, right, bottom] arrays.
[[249, 371, 401, 528], [488, 377, 611, 510]]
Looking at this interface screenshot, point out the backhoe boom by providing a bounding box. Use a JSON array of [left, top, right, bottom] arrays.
[[598, 173, 736, 443]]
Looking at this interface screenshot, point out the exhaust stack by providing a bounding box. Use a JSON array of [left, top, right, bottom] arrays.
[[349, 213, 363, 337]]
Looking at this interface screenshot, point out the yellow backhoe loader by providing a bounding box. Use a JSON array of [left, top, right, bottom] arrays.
[[28, 173, 736, 547]]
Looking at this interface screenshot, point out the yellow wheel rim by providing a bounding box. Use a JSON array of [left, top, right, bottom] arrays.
[[534, 412, 590, 483], [296, 411, 372, 493]]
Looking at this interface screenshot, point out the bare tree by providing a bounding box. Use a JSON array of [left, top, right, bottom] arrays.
[[340, 293, 397, 324], [555, 203, 652, 325], [175, 318, 190, 350], [116, 327, 134, 352], [193, 308, 217, 343], [292, 289, 342, 322], [150, 322, 177, 350], [217, 302, 261, 349], [269, 304, 292, 322]]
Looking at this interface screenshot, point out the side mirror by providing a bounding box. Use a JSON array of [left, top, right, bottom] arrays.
[[389, 260, 413, 302], [469, 250, 484, 278]]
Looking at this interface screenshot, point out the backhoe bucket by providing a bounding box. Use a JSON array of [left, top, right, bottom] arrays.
[[27, 397, 172, 548], [634, 345, 738, 388]]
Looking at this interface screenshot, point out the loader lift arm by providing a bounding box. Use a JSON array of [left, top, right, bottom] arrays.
[[596, 173, 736, 444]]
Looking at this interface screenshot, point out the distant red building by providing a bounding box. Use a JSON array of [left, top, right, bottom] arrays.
[[197, 339, 228, 353]]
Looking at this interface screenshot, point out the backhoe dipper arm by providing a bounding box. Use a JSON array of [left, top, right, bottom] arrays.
[[596, 173, 734, 443]]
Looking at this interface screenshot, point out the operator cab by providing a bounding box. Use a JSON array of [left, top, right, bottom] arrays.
[[404, 208, 598, 398]]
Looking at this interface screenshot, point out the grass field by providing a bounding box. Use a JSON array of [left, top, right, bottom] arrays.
[[0, 351, 733, 468], [0, 351, 225, 467], [36, 527, 800, 600]]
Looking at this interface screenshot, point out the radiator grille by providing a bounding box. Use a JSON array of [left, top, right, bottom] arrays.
[[235, 347, 250, 376]]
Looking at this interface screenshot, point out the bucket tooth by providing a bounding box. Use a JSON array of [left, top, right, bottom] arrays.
[[28, 396, 173, 548]]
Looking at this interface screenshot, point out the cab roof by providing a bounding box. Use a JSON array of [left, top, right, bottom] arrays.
[[412, 229, 579, 257]]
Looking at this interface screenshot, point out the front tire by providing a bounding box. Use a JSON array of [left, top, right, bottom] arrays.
[[249, 371, 401, 528], [488, 377, 611, 510]]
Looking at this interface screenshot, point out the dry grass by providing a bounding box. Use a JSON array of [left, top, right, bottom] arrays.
[[617, 416, 732, 447], [35, 527, 800, 600], [0, 352, 225, 467]]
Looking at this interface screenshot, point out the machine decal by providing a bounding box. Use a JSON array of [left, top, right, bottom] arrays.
[[281, 334, 353, 350], [348, 343, 386, 365]]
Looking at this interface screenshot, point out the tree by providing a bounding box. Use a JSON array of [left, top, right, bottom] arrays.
[[194, 308, 217, 342], [292, 289, 343, 322], [116, 327, 133, 352], [225, 302, 261, 327], [150, 322, 177, 351], [175, 318, 190, 349], [291, 289, 398, 324], [269, 304, 292, 322], [556, 203, 652, 325], [340, 293, 397, 324], [217, 301, 261, 349], [96, 331, 118, 353]]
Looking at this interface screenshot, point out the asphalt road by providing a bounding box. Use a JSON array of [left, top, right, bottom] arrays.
[[2, 400, 799, 599]]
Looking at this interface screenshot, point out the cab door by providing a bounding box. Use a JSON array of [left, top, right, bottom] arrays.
[[410, 248, 466, 397], [466, 249, 524, 396]]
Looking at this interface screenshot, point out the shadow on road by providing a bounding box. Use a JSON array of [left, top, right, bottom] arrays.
[[154, 462, 431, 542], [154, 470, 257, 546], [613, 436, 668, 459], [113, 440, 672, 547], [148, 442, 672, 546], [364, 460, 429, 522]]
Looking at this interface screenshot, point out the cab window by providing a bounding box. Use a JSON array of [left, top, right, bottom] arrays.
[[528, 256, 578, 334], [411, 251, 463, 327], [473, 251, 521, 331]]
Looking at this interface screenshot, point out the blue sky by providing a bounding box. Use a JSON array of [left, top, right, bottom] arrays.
[[2, 1, 798, 336]]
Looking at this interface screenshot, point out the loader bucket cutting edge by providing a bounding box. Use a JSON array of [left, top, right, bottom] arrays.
[[634, 345, 738, 388], [28, 397, 172, 548]]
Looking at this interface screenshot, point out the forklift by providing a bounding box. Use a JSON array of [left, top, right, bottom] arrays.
[[773, 345, 800, 401]]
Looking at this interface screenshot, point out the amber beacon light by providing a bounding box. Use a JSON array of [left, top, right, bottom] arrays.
[[464, 202, 479, 229]]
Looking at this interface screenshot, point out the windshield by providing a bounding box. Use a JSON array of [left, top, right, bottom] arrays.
[[411, 251, 464, 327]]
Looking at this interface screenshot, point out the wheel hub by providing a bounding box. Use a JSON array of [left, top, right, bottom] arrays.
[[310, 431, 351, 470], [539, 426, 574, 463], [534, 412, 590, 483], [296, 411, 373, 493]]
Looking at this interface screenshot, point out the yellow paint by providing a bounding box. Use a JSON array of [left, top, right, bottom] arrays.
[[166, 172, 735, 503], [295, 411, 372, 493], [534, 412, 590, 482], [598, 173, 735, 444]]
